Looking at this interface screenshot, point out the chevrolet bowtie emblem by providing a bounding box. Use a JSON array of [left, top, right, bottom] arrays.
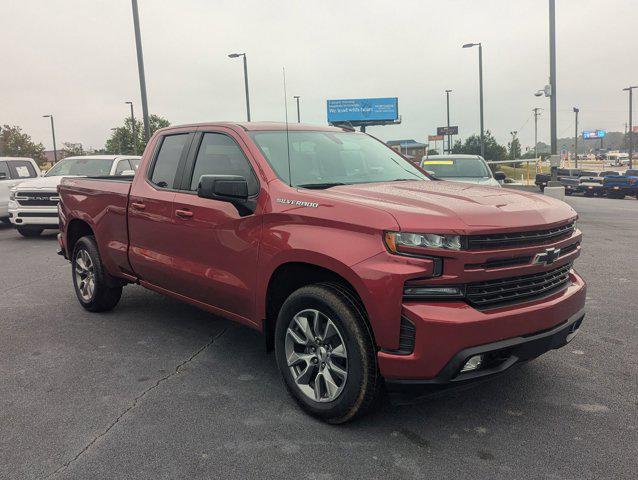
[[533, 247, 561, 265]]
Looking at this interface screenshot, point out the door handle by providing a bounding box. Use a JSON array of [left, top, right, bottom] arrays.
[[131, 202, 146, 210], [175, 209, 194, 218]]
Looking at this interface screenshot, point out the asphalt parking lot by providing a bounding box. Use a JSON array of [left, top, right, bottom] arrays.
[[1, 196, 637, 480]]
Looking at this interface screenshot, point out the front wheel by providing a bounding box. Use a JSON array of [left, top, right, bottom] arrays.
[[274, 284, 380, 424], [72, 236, 122, 312], [17, 226, 43, 237]]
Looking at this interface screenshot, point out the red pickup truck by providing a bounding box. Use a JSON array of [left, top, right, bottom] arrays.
[[58, 122, 586, 423]]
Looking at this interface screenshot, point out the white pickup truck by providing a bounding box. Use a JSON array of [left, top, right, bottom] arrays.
[[8, 155, 140, 237], [1, 157, 42, 224]]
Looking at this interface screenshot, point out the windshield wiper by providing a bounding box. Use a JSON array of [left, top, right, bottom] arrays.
[[297, 182, 348, 189]]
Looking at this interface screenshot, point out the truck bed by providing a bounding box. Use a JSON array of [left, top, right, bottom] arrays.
[[59, 176, 134, 278]]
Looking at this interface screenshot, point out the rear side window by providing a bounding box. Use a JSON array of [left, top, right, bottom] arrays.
[[9, 161, 37, 179], [189, 133, 258, 194], [0, 161, 9, 179], [150, 134, 189, 188], [114, 159, 132, 175]]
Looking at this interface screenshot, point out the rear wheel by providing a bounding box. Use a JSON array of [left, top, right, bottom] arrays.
[[17, 226, 43, 237], [72, 236, 122, 312], [274, 284, 380, 424]]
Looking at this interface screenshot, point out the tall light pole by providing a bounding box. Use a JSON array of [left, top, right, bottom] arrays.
[[131, 0, 150, 142], [510, 131, 518, 159], [573, 107, 579, 168], [125, 101, 136, 154], [445, 89, 452, 153], [624, 86, 637, 169], [533, 108, 542, 159], [549, 0, 558, 157], [228, 53, 251, 121], [42, 115, 57, 163], [293, 96, 301, 123], [462, 42, 484, 158]]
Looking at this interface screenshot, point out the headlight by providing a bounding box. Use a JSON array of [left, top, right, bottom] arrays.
[[384, 231, 462, 254], [9, 189, 16, 201]]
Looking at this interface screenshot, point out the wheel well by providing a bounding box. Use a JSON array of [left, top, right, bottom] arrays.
[[66, 220, 94, 255], [264, 262, 370, 351]]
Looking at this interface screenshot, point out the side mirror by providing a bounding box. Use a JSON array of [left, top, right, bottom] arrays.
[[197, 175, 255, 216], [494, 171, 507, 181], [0, 172, 7, 180]]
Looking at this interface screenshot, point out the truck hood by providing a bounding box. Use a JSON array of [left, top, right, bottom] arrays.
[[317, 180, 576, 233], [12, 175, 74, 191], [437, 177, 501, 188]]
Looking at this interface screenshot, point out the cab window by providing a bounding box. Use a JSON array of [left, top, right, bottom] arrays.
[[9, 161, 37, 179], [188, 133, 258, 195], [150, 134, 189, 188]]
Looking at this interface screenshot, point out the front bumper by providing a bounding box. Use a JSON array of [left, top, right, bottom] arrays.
[[378, 270, 586, 382], [8, 203, 59, 228]]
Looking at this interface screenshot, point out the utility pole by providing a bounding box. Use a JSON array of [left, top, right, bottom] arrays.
[[131, 0, 151, 141], [462, 42, 485, 157], [42, 115, 57, 162], [445, 89, 452, 153], [533, 108, 541, 158], [228, 53, 251, 121], [125, 101, 136, 154], [624, 86, 636, 169], [573, 107, 579, 168], [509, 131, 518, 159], [293, 95, 301, 123], [549, 0, 557, 157]]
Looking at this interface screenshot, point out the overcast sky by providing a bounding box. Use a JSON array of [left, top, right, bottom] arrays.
[[2, 0, 637, 152]]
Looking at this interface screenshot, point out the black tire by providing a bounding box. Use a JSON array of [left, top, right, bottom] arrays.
[[71, 236, 122, 312], [16, 226, 43, 237], [565, 190, 573, 196], [1, 217, 10, 224], [539, 185, 545, 192], [274, 283, 380, 424]]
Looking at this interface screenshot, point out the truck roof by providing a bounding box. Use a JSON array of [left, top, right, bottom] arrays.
[[157, 122, 352, 133]]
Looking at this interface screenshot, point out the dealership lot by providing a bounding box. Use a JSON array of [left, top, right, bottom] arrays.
[[1, 196, 636, 480]]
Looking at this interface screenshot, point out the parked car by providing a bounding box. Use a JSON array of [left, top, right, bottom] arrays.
[[535, 168, 578, 192], [8, 155, 140, 237], [577, 171, 619, 197], [420, 154, 505, 187], [58, 122, 585, 423], [561, 177, 581, 196], [602, 169, 638, 199], [0, 157, 41, 224]]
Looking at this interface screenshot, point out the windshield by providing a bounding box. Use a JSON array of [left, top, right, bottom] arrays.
[[421, 157, 491, 179], [249, 131, 428, 187], [45, 158, 113, 177]]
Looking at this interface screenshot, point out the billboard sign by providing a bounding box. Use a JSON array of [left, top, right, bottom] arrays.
[[326, 97, 398, 123], [428, 135, 444, 141], [437, 126, 459, 136], [583, 130, 606, 139]]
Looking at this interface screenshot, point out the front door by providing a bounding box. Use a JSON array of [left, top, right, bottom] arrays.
[[127, 131, 193, 286], [170, 130, 263, 324]]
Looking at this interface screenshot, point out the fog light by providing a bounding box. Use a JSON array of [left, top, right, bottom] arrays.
[[460, 354, 483, 373]]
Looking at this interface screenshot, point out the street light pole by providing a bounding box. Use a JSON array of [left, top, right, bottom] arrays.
[[549, 0, 558, 157], [125, 101, 136, 154], [624, 86, 636, 169], [445, 89, 452, 153], [462, 42, 485, 157], [573, 107, 579, 169], [131, 0, 151, 141], [228, 53, 251, 121], [293, 95, 301, 123], [42, 115, 57, 163]]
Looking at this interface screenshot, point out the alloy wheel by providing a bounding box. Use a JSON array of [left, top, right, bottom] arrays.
[[75, 249, 95, 302]]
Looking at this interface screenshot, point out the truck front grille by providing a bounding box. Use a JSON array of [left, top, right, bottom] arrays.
[[466, 222, 575, 250], [466, 262, 572, 309], [15, 191, 60, 207]]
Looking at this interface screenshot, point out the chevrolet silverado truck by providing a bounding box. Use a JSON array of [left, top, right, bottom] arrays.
[[602, 169, 638, 199], [57, 122, 586, 423], [9, 155, 140, 236]]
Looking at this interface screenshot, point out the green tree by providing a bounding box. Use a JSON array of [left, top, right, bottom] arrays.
[[508, 136, 521, 160], [105, 114, 170, 155], [451, 130, 507, 160], [0, 125, 46, 165]]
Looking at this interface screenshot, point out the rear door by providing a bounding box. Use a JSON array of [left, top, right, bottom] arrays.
[[169, 129, 263, 323], [128, 131, 194, 287]]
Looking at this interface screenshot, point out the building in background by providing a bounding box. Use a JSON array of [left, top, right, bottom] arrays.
[[386, 139, 427, 162]]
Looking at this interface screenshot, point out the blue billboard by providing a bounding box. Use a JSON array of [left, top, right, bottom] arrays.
[[583, 130, 606, 139], [327, 97, 398, 123]]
